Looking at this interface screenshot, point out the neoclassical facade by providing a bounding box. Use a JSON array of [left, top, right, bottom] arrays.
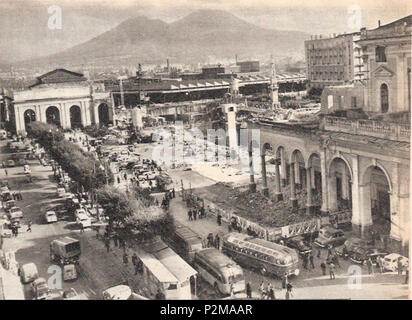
[[12, 69, 113, 133]]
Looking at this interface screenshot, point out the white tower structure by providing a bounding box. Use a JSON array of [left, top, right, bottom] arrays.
[[270, 58, 281, 109]]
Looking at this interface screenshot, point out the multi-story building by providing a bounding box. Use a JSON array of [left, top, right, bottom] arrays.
[[305, 32, 364, 91]]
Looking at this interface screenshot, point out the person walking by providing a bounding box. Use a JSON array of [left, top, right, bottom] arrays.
[[215, 234, 220, 250], [397, 258, 403, 276], [217, 213, 222, 226], [309, 252, 315, 270], [286, 283, 293, 300], [317, 248, 321, 259], [404, 268, 409, 285], [246, 282, 252, 299], [320, 261, 327, 275], [4, 168, 8, 176], [188, 209, 193, 221], [329, 262, 336, 280], [269, 287, 275, 300], [266, 282, 273, 299], [259, 281, 265, 300], [193, 209, 197, 221], [282, 273, 288, 289], [367, 258, 373, 275], [123, 252, 129, 266], [26, 220, 32, 232]]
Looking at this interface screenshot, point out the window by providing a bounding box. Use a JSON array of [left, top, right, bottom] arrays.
[[376, 46, 387, 63], [380, 84, 389, 113], [328, 95, 334, 109], [351, 97, 357, 108]]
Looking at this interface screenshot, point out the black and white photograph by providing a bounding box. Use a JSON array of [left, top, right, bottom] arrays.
[[0, 0, 410, 305]]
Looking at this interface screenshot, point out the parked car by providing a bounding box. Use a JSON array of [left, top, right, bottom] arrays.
[[62, 264, 77, 281], [8, 206, 24, 219], [350, 246, 389, 265], [6, 160, 15, 167], [19, 263, 39, 284], [314, 227, 346, 248], [56, 187, 66, 198], [102, 285, 132, 300], [76, 211, 91, 229], [284, 235, 312, 256], [382, 253, 409, 272], [31, 278, 50, 300], [45, 211, 58, 224], [336, 237, 371, 258]]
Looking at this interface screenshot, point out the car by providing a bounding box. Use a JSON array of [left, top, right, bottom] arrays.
[[314, 227, 346, 248], [45, 211, 58, 224], [350, 246, 389, 265], [63, 288, 85, 300], [336, 237, 372, 258], [102, 285, 132, 300], [284, 236, 312, 256], [56, 187, 66, 197], [31, 278, 50, 300], [23, 164, 31, 174], [19, 263, 39, 284], [382, 253, 409, 272], [62, 264, 78, 281], [76, 213, 91, 229], [8, 206, 23, 219], [6, 160, 15, 167]]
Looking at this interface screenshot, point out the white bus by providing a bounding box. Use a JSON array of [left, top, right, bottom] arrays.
[[193, 248, 245, 296]]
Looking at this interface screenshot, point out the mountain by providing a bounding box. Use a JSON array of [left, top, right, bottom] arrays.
[[22, 10, 309, 67]]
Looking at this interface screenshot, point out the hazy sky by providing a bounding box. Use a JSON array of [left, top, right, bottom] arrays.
[[3, 0, 410, 34]]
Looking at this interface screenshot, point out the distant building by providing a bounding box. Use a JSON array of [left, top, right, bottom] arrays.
[[237, 61, 260, 73], [11, 69, 112, 134], [321, 15, 412, 116], [305, 32, 364, 91]]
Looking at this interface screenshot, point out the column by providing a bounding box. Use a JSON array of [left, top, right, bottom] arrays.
[[249, 149, 256, 193], [359, 182, 373, 238], [351, 155, 362, 235], [306, 166, 313, 214], [289, 162, 297, 208], [320, 149, 329, 214], [294, 161, 301, 189], [81, 102, 87, 127], [327, 174, 338, 212], [15, 108, 23, 134], [93, 103, 99, 125], [280, 149, 287, 187], [261, 155, 269, 197], [311, 165, 316, 189], [64, 104, 71, 129], [274, 158, 283, 201]]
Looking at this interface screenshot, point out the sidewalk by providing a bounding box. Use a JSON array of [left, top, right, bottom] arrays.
[[168, 196, 229, 239]]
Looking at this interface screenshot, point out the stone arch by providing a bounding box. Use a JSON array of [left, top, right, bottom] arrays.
[[45, 106, 61, 127], [290, 149, 306, 191], [70, 105, 82, 129], [360, 163, 393, 237], [98, 103, 110, 126], [328, 156, 353, 212], [23, 108, 36, 130]]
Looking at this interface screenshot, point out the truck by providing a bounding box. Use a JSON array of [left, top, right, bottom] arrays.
[[50, 237, 81, 265]]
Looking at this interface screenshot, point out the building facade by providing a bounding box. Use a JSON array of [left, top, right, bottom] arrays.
[[12, 69, 113, 134], [305, 32, 364, 90]]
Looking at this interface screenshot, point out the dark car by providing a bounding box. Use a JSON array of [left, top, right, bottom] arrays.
[[350, 246, 389, 265], [336, 237, 371, 258], [285, 236, 312, 256], [314, 227, 346, 248]]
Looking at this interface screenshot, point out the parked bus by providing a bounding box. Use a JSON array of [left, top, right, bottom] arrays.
[[162, 224, 203, 263], [193, 248, 245, 296], [222, 233, 300, 278]]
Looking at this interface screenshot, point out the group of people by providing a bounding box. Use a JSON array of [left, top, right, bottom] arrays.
[[205, 233, 220, 250], [187, 206, 206, 221]]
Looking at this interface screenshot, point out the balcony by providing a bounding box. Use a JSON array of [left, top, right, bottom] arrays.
[[323, 116, 410, 142]]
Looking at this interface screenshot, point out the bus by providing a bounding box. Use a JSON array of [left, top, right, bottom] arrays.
[[162, 224, 203, 263], [193, 248, 245, 296], [222, 233, 300, 278]]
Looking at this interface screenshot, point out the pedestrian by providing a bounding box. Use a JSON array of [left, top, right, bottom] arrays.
[[123, 252, 129, 266], [367, 258, 373, 275], [105, 239, 110, 252], [172, 188, 175, 198], [217, 213, 222, 226], [26, 220, 32, 232], [329, 262, 336, 280], [215, 234, 220, 250], [320, 261, 327, 276], [207, 233, 214, 248], [4, 168, 8, 176], [286, 283, 293, 300], [188, 209, 192, 221], [193, 209, 197, 221], [378, 256, 385, 273], [282, 273, 288, 289], [80, 223, 84, 233], [404, 268, 409, 285], [266, 282, 272, 298], [317, 248, 321, 259], [246, 282, 252, 299], [309, 252, 315, 269], [259, 281, 265, 299], [397, 258, 403, 276]]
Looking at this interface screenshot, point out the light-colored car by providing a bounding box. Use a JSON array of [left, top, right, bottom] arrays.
[[9, 206, 24, 219], [56, 187, 66, 197], [19, 263, 39, 284], [102, 285, 132, 300], [31, 278, 50, 300], [76, 212, 91, 229], [45, 211, 58, 223], [382, 253, 409, 272]]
